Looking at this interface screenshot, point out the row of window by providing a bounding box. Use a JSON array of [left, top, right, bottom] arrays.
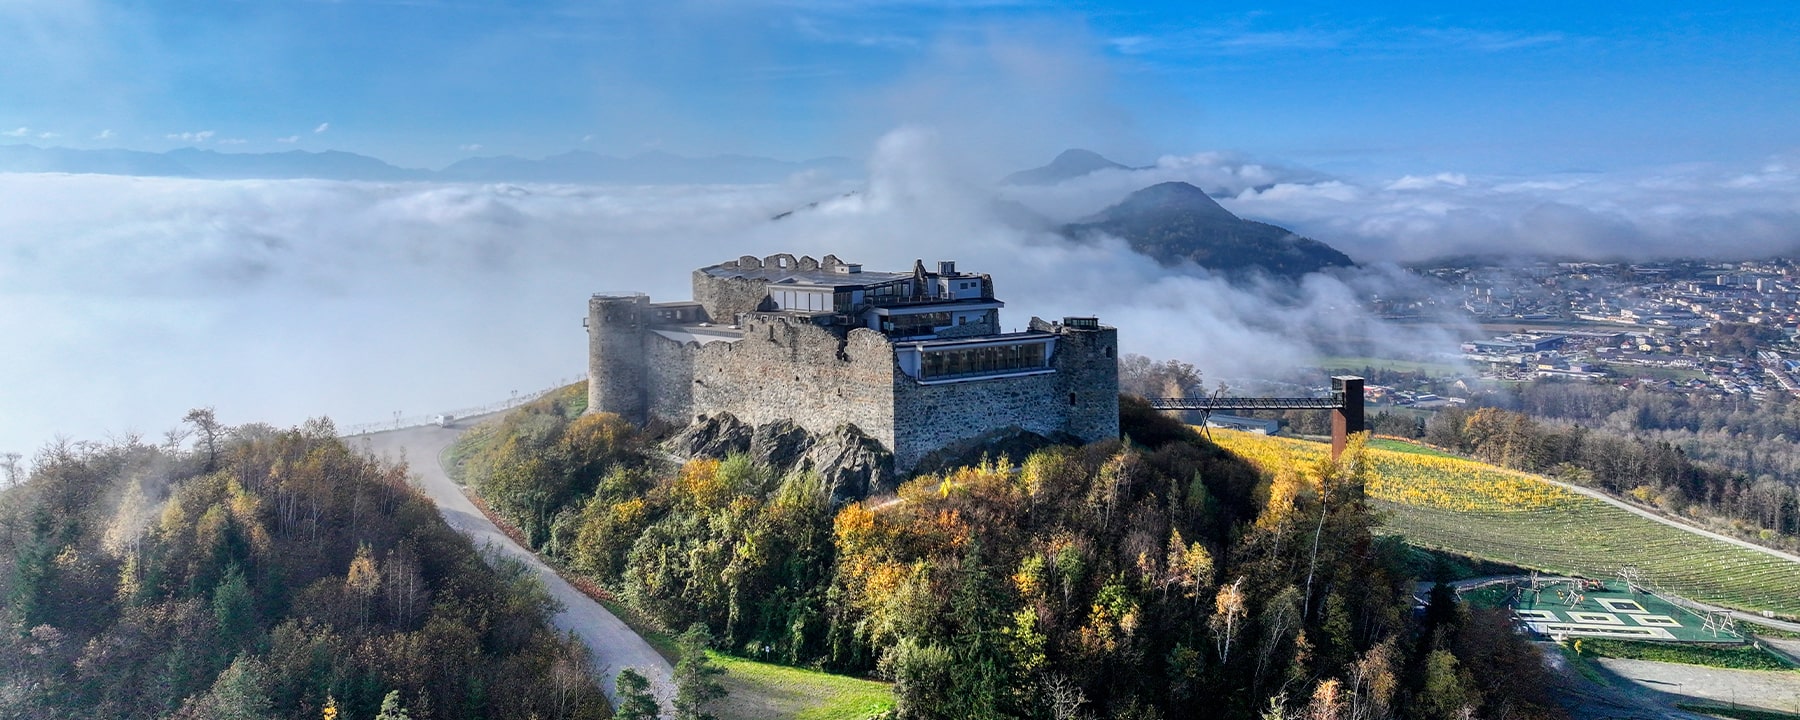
[[920, 342, 1048, 379], [885, 312, 953, 337]]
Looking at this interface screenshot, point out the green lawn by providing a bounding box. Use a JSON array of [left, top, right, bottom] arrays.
[[1315, 355, 1467, 376], [1599, 362, 1708, 383], [592, 591, 895, 720], [1678, 704, 1800, 720], [1576, 639, 1796, 671], [710, 653, 895, 720]]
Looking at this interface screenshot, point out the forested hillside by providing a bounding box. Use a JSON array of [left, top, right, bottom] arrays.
[[456, 388, 1564, 720], [0, 415, 607, 720]]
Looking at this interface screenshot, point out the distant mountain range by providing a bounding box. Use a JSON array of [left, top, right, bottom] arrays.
[[1006, 147, 1356, 278], [0, 144, 860, 184], [1066, 180, 1355, 279], [1001, 148, 1136, 185]]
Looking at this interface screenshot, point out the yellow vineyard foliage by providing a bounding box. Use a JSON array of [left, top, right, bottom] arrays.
[[1210, 431, 1577, 513]]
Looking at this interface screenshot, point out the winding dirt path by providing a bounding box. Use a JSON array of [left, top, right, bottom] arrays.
[[352, 421, 673, 710]]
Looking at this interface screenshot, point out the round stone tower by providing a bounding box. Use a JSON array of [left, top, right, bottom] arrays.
[[586, 293, 650, 423]]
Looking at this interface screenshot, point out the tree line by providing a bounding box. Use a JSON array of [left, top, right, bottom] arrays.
[[0, 413, 608, 720], [456, 387, 1565, 720]]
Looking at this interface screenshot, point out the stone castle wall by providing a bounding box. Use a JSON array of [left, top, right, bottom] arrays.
[[692, 271, 771, 323], [644, 315, 898, 448], [593, 262, 1122, 473], [587, 295, 650, 422], [888, 324, 1120, 470]]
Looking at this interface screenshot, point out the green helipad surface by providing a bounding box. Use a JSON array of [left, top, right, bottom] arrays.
[[1469, 579, 1745, 644]]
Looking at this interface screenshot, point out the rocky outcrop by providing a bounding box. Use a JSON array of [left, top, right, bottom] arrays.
[[666, 413, 895, 503], [803, 424, 895, 503], [666, 413, 753, 458]]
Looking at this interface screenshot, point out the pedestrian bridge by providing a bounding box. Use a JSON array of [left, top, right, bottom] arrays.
[[1144, 376, 1366, 458]]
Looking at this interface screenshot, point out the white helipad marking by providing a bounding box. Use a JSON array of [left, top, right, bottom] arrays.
[[1528, 622, 1677, 640], [1597, 598, 1649, 613]]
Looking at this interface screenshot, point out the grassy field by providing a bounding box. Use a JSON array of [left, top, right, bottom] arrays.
[[585, 573, 894, 719], [710, 653, 896, 720], [1679, 703, 1800, 720], [1600, 362, 1709, 383], [1315, 355, 1466, 376], [1366, 437, 1460, 458], [1576, 639, 1796, 671], [1210, 431, 1800, 618]]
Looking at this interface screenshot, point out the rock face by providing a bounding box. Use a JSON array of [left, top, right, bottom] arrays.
[[666, 413, 754, 458], [667, 414, 896, 503]]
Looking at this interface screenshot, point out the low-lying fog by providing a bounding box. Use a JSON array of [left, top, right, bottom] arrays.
[[3, 128, 1797, 458]]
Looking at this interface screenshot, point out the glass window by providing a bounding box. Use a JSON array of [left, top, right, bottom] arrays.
[[920, 342, 1047, 379]]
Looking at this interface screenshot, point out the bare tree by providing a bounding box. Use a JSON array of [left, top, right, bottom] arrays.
[[1042, 673, 1091, 720], [183, 407, 224, 472], [0, 451, 20, 488]]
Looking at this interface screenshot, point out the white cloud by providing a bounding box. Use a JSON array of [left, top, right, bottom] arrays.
[[313, 122, 330, 134], [2, 127, 1795, 460], [37, 131, 59, 139], [3, 127, 29, 137], [582, 134, 594, 143], [0, 128, 1443, 458], [94, 129, 113, 140], [275, 135, 300, 143], [459, 143, 484, 151], [166, 130, 216, 143], [1386, 172, 1468, 191], [1224, 160, 1800, 262], [218, 138, 247, 145]]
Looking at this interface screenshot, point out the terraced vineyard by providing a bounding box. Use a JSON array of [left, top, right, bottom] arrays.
[[1210, 431, 1800, 617]]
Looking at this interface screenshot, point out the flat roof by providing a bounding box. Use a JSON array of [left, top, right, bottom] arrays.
[[651, 325, 744, 345], [901, 331, 1056, 349]]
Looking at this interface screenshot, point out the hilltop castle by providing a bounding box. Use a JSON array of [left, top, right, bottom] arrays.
[[585, 253, 1120, 471]]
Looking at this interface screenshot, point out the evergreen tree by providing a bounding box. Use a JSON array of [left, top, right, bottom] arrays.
[[614, 668, 662, 720], [374, 690, 412, 720], [673, 623, 727, 720]]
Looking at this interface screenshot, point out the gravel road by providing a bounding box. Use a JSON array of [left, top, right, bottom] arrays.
[[353, 421, 674, 709]]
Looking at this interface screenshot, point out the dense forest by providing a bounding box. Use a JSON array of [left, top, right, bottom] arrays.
[[458, 388, 1563, 720], [0, 414, 607, 720]]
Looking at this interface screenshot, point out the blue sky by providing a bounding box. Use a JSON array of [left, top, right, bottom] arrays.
[[3, 1, 1797, 175]]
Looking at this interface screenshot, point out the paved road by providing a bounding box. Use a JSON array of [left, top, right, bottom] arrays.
[[353, 421, 674, 709], [1597, 657, 1800, 716]]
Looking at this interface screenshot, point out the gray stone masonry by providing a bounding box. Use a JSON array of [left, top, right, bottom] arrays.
[[589, 256, 1122, 474]]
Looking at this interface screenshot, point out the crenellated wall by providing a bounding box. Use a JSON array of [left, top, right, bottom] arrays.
[[645, 315, 898, 448], [598, 256, 1122, 474]]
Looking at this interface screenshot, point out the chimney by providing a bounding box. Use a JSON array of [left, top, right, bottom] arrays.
[[938, 260, 956, 276]]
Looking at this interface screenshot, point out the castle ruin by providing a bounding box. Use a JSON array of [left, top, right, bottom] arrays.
[[586, 253, 1120, 472]]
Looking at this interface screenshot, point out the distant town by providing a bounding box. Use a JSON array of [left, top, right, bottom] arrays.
[[1347, 258, 1800, 402]]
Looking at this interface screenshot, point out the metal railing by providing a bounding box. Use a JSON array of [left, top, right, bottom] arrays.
[[1146, 396, 1344, 411], [338, 373, 588, 437]]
